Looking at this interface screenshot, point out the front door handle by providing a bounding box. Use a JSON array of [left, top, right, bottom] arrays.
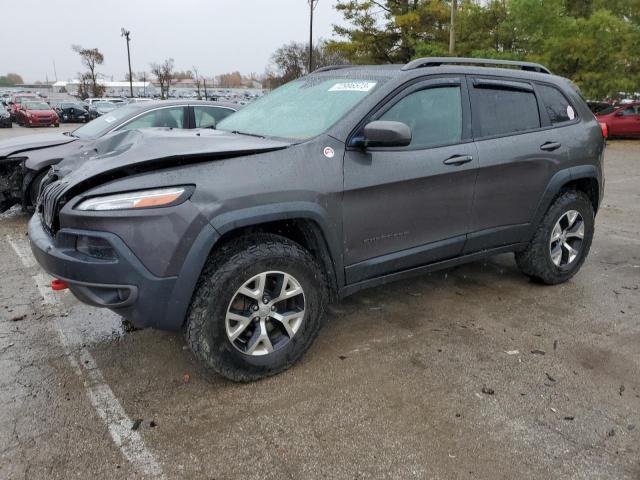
[[443, 154, 473, 166], [540, 141, 562, 151]]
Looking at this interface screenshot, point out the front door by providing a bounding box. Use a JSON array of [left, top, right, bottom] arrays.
[[343, 77, 477, 284]]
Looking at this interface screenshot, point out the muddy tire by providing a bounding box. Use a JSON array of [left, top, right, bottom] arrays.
[[185, 234, 327, 382], [516, 190, 594, 285]]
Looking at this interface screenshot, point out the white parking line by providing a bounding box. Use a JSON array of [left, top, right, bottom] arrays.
[[6, 234, 165, 478]]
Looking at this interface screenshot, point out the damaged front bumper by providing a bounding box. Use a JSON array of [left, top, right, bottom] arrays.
[[0, 157, 25, 210]]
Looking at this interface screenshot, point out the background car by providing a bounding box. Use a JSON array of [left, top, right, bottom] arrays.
[[596, 102, 640, 138], [15, 100, 59, 127], [8, 94, 39, 121], [0, 106, 11, 128], [88, 101, 118, 119], [54, 102, 90, 123], [0, 100, 239, 209]]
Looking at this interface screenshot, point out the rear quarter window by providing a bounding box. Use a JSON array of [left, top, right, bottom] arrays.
[[472, 86, 540, 138], [537, 84, 577, 124]]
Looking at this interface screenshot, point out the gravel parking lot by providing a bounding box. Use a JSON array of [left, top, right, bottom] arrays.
[[0, 124, 638, 479]]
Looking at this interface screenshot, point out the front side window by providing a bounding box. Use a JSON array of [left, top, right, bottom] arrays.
[[473, 86, 540, 137], [119, 107, 185, 130], [538, 84, 576, 124], [194, 106, 234, 129], [217, 77, 384, 140], [378, 86, 462, 148]]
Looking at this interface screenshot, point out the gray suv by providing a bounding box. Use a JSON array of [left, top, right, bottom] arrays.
[[29, 58, 605, 381]]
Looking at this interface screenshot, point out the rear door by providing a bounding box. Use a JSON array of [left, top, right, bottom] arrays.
[[609, 105, 640, 137], [343, 77, 478, 283], [465, 76, 569, 252]]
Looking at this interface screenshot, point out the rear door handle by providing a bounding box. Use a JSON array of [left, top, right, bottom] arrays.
[[443, 154, 473, 166], [540, 141, 561, 151]]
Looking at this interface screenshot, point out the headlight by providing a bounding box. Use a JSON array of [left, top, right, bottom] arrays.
[[75, 187, 190, 211]]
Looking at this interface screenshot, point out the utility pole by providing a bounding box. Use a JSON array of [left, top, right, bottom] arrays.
[[308, 0, 319, 73], [203, 77, 208, 100], [121, 28, 134, 97], [449, 0, 457, 55]]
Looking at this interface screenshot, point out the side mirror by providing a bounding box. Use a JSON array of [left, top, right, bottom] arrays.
[[360, 120, 412, 148]]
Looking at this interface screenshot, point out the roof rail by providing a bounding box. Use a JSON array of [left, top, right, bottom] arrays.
[[401, 57, 552, 74], [312, 65, 353, 73]]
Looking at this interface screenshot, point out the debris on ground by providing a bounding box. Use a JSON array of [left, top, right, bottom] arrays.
[[545, 373, 557, 383], [131, 419, 143, 431], [550, 407, 557, 413], [608, 428, 616, 437], [564, 416, 575, 421], [338, 355, 347, 360], [150, 420, 157, 428], [504, 350, 520, 355], [183, 373, 190, 384], [553, 340, 558, 351], [627, 424, 635, 431], [619, 385, 625, 396], [10, 314, 27, 322], [531, 349, 546, 355], [481, 386, 495, 395]]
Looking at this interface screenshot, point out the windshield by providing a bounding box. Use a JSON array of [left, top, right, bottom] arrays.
[[95, 102, 116, 108], [217, 77, 382, 140], [25, 102, 50, 110], [72, 104, 140, 139]]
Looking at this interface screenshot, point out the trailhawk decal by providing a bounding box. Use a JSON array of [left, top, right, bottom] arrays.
[[323, 146, 335, 158]]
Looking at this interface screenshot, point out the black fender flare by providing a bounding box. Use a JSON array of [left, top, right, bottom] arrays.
[[164, 202, 343, 329], [528, 165, 600, 239]]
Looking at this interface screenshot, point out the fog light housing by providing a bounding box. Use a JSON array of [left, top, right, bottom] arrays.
[[76, 235, 116, 259]]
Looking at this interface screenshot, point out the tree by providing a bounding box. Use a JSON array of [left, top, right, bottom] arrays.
[[0, 73, 24, 86], [216, 71, 243, 88], [329, 0, 640, 98], [192, 66, 202, 99], [150, 58, 175, 99], [266, 40, 348, 87], [72, 45, 104, 97]]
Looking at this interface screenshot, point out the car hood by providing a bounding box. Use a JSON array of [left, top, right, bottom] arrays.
[[51, 127, 292, 192], [0, 133, 76, 160]]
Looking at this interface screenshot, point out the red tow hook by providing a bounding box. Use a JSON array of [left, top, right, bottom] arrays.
[[51, 279, 68, 291]]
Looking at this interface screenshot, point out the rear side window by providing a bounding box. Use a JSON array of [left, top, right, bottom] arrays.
[[473, 86, 540, 138], [538, 84, 576, 124], [379, 86, 462, 148]]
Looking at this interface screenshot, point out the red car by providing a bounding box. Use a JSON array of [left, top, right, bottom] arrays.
[[16, 100, 59, 127], [596, 102, 640, 138], [8, 94, 38, 121]]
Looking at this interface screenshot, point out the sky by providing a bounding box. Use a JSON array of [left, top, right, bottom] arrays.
[[1, 0, 346, 83]]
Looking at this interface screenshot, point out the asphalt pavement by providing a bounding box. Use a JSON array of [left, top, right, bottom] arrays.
[[0, 124, 638, 479]]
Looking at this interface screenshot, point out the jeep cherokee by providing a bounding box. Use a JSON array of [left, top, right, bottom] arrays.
[[29, 57, 605, 382]]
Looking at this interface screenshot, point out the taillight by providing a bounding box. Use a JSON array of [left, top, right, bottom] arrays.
[[599, 122, 608, 139]]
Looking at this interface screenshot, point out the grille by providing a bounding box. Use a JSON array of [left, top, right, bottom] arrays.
[[40, 180, 67, 232]]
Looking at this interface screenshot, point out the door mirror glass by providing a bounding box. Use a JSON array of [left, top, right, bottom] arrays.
[[362, 120, 412, 148]]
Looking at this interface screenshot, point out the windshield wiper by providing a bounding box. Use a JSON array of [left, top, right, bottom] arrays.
[[231, 130, 264, 139]]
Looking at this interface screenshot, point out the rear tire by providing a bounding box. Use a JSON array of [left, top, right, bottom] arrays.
[[516, 190, 594, 285], [185, 234, 327, 382]]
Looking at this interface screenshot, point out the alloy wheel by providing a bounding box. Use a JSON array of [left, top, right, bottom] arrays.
[[549, 210, 585, 267], [225, 271, 305, 356]]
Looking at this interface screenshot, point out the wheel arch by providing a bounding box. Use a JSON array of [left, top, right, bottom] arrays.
[[164, 204, 343, 330]]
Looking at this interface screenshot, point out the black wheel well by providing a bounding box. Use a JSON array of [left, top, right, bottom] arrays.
[[213, 219, 339, 301], [561, 177, 599, 213]]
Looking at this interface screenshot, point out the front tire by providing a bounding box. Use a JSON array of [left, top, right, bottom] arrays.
[[516, 190, 594, 285], [185, 234, 327, 382]]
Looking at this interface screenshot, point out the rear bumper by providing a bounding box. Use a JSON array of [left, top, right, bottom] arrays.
[[28, 214, 183, 330]]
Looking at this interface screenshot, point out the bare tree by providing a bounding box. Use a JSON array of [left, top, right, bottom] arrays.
[[150, 58, 174, 99], [72, 45, 104, 97], [192, 66, 202, 99]]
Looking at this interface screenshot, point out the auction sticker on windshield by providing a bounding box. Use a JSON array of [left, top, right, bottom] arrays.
[[329, 82, 377, 92]]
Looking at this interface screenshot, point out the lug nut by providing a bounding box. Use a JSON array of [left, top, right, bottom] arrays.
[[263, 297, 269, 304], [271, 305, 276, 311], [252, 305, 259, 311]]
